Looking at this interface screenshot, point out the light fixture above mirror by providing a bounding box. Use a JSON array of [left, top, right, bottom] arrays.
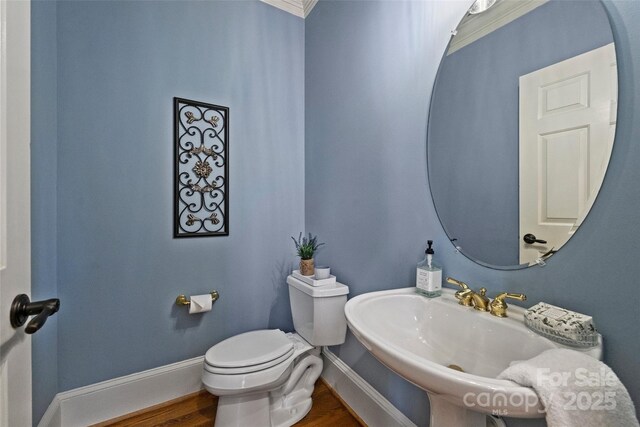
[[468, 0, 497, 15]]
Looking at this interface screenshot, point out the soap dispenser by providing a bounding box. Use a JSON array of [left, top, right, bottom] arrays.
[[416, 240, 442, 298]]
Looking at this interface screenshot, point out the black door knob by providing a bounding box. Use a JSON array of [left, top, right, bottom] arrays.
[[523, 233, 547, 245], [10, 294, 60, 334]]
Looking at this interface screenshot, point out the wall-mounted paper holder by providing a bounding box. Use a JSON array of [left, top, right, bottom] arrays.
[[175, 290, 219, 306]]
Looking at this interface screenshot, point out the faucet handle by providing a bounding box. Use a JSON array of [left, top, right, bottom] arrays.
[[497, 292, 527, 302], [446, 277, 469, 290], [490, 292, 527, 318], [446, 277, 474, 306]]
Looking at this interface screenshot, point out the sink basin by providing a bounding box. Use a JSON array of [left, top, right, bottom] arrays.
[[344, 288, 602, 426]]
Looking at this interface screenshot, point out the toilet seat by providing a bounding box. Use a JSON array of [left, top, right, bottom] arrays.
[[205, 329, 296, 374], [204, 347, 294, 374]]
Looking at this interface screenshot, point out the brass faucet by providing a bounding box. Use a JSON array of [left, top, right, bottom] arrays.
[[446, 277, 490, 310], [490, 293, 527, 317], [471, 288, 490, 312], [446, 277, 473, 306]]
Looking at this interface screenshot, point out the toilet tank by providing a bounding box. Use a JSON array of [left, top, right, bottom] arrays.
[[287, 275, 349, 346]]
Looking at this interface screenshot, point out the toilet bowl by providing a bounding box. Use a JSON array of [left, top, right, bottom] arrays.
[[202, 276, 349, 427]]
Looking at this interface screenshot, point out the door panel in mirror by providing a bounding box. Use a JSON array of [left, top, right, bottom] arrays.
[[519, 43, 616, 264]]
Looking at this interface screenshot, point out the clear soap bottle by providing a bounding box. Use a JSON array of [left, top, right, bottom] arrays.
[[416, 240, 442, 298]]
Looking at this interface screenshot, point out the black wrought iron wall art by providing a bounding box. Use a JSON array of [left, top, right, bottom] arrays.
[[174, 97, 229, 237]]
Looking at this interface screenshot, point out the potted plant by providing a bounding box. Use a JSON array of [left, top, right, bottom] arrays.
[[291, 232, 324, 276]]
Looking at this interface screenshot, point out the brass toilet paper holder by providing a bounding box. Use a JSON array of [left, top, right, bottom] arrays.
[[175, 290, 220, 306]]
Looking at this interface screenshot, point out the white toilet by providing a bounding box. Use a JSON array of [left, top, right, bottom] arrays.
[[202, 275, 349, 427]]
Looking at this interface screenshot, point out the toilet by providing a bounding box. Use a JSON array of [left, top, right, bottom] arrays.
[[202, 275, 349, 427]]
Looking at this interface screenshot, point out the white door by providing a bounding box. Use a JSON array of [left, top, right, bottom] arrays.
[[519, 43, 616, 265], [0, 1, 32, 426]]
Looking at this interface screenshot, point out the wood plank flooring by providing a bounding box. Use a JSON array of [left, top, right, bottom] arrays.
[[94, 379, 363, 427]]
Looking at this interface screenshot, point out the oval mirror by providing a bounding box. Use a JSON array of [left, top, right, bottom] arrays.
[[428, 0, 617, 269]]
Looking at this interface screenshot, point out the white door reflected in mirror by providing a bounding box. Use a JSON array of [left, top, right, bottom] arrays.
[[519, 43, 617, 265]]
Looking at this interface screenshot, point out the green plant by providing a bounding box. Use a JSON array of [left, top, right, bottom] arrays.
[[291, 232, 324, 260]]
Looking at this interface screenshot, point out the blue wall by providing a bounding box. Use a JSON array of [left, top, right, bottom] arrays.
[[306, 1, 459, 423], [429, 0, 613, 267], [31, 0, 58, 422], [306, 0, 639, 425], [53, 0, 304, 392]]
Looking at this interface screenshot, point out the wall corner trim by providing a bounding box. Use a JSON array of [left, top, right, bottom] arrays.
[[37, 356, 204, 427], [321, 347, 416, 427], [260, 0, 318, 18]]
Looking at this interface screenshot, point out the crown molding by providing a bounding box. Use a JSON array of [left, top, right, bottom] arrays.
[[261, 0, 319, 18], [448, 0, 549, 55]]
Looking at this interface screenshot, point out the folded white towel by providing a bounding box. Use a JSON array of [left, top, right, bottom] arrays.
[[498, 349, 638, 427]]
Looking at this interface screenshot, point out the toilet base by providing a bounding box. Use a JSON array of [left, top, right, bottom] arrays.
[[215, 393, 271, 427], [271, 398, 312, 427], [270, 348, 322, 427], [214, 349, 323, 427]]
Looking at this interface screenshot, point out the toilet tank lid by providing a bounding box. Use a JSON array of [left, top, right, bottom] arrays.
[[287, 275, 349, 297]]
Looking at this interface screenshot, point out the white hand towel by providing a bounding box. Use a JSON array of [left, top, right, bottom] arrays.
[[498, 348, 639, 427]]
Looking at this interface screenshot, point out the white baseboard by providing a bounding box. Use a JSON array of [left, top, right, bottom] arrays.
[[38, 356, 204, 427], [321, 347, 416, 427], [39, 349, 414, 427]]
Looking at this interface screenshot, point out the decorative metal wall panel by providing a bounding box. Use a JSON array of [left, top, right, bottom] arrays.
[[174, 97, 229, 237]]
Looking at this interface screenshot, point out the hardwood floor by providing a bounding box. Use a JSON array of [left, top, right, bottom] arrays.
[[94, 379, 364, 427]]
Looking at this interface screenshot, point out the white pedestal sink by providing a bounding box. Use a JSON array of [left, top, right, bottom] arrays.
[[344, 288, 602, 426]]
